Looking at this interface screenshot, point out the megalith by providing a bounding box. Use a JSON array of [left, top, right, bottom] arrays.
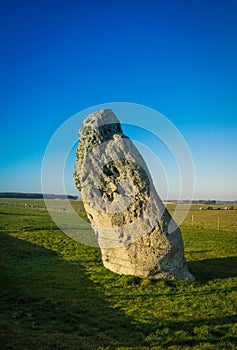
[[74, 109, 195, 281]]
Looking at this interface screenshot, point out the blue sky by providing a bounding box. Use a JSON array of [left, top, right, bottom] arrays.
[[0, 0, 236, 200]]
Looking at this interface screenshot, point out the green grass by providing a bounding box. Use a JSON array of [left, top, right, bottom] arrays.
[[0, 203, 237, 349]]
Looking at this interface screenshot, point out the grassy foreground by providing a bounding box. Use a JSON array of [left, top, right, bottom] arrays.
[[0, 202, 236, 349]]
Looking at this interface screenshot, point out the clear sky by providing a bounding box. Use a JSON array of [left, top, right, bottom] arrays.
[[0, 0, 236, 200]]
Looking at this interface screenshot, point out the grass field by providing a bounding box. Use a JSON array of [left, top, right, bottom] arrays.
[[0, 200, 236, 349]]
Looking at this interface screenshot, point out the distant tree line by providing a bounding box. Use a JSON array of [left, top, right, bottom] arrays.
[[196, 200, 237, 205], [0, 192, 78, 200], [197, 200, 216, 205], [167, 199, 237, 205]]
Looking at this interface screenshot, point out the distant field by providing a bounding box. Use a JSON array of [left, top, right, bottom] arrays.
[[0, 200, 236, 349], [1, 198, 236, 231]]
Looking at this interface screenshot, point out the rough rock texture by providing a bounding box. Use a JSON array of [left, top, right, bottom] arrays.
[[74, 109, 195, 281]]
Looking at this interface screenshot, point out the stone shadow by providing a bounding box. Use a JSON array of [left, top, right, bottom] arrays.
[[188, 256, 237, 281], [0, 232, 145, 349]]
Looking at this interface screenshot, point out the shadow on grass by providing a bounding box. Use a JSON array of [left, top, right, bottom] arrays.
[[1, 231, 237, 349], [188, 256, 237, 281], [0, 232, 144, 349]]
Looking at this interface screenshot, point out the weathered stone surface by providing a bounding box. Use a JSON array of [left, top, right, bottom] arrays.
[[74, 109, 195, 281]]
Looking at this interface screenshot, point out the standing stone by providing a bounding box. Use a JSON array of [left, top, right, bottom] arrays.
[[74, 109, 195, 281]]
